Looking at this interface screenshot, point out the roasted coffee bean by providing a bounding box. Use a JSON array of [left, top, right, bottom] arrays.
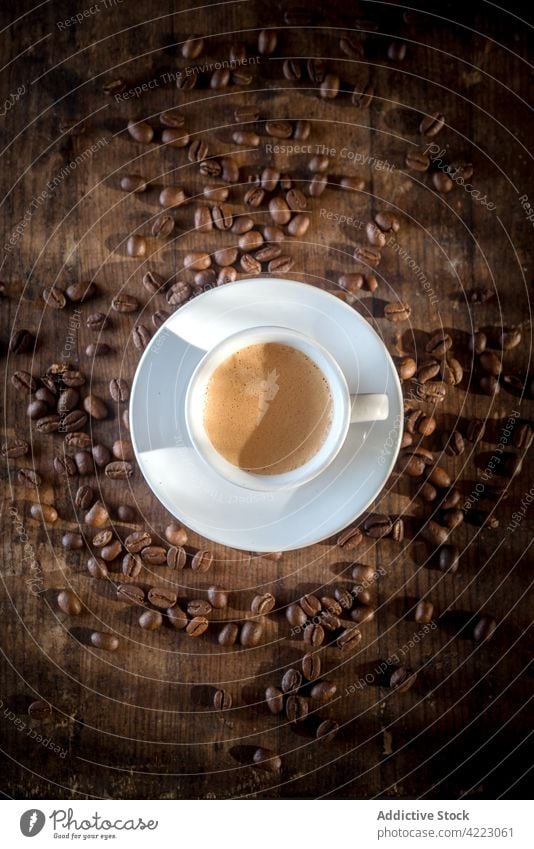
[[258, 28, 277, 55], [308, 155, 329, 173], [42, 286, 66, 309], [62, 532, 83, 550], [388, 40, 407, 60], [160, 108, 185, 128], [191, 550, 213, 572], [91, 444, 110, 468], [87, 557, 108, 578], [165, 523, 188, 546], [421, 482, 437, 503], [101, 540, 123, 561], [2, 437, 29, 459], [122, 553, 142, 578], [218, 622, 239, 646], [316, 719, 339, 742], [148, 587, 178, 609], [66, 281, 96, 303], [416, 381, 447, 403], [213, 689, 232, 710], [112, 293, 139, 314], [28, 400, 49, 420], [86, 342, 111, 358], [442, 357, 463, 386], [352, 585, 372, 605], [307, 57, 326, 83], [255, 244, 282, 262], [253, 747, 281, 772], [417, 360, 441, 383], [83, 394, 108, 421], [152, 309, 171, 328], [262, 224, 285, 241], [265, 120, 292, 139], [206, 586, 228, 609], [63, 369, 86, 388], [117, 584, 144, 605], [375, 211, 400, 233], [333, 587, 352, 610], [265, 686, 284, 714], [188, 139, 208, 163], [445, 431, 465, 456], [351, 604, 375, 624], [479, 351, 502, 377], [86, 312, 108, 331], [480, 374, 500, 395], [182, 34, 204, 59], [91, 631, 119, 651], [320, 73, 340, 98], [469, 331, 487, 355], [193, 205, 213, 233], [240, 619, 264, 647], [287, 213, 310, 236], [139, 610, 163, 630], [243, 187, 264, 211], [364, 514, 393, 538], [186, 616, 209, 637], [140, 546, 166, 565], [120, 174, 147, 193], [132, 324, 151, 351], [112, 440, 134, 462], [389, 666, 417, 692], [418, 415, 436, 436], [125, 531, 152, 553], [220, 156, 239, 183], [338, 274, 363, 295], [304, 623, 324, 646], [210, 66, 230, 88], [352, 82, 374, 108], [36, 385, 58, 405], [93, 528, 113, 547], [311, 681, 337, 702], [421, 520, 448, 546], [282, 57, 302, 80], [365, 221, 387, 248], [28, 700, 52, 720], [105, 461, 133, 480], [268, 197, 290, 225], [286, 693, 308, 722], [428, 466, 451, 488], [57, 389, 79, 415], [85, 500, 109, 527], [322, 612, 342, 631], [293, 119, 310, 141], [108, 378, 129, 404], [405, 148, 430, 171], [18, 468, 42, 487], [142, 270, 166, 296], [161, 128, 189, 146], [337, 625, 362, 650], [384, 301, 411, 322], [127, 119, 153, 143], [57, 589, 82, 615], [211, 205, 233, 231], [300, 594, 321, 617], [391, 518, 404, 542], [473, 614, 497, 643], [53, 454, 77, 477], [10, 329, 35, 354], [251, 593, 275, 615], [432, 171, 453, 193], [437, 544, 459, 573], [286, 603, 307, 627], [74, 484, 94, 510], [499, 327, 521, 350], [239, 254, 262, 274], [281, 668, 302, 693], [441, 508, 464, 529], [337, 526, 363, 548], [187, 599, 212, 618], [426, 331, 453, 357], [232, 128, 260, 146], [199, 158, 222, 179], [320, 596, 343, 617], [12, 371, 37, 392], [152, 212, 175, 238], [164, 604, 187, 630], [268, 255, 294, 273], [340, 35, 363, 57], [415, 599, 434, 624], [126, 235, 147, 257], [234, 103, 259, 122], [239, 231, 264, 252], [309, 173, 328, 197], [419, 111, 445, 137], [300, 652, 321, 682], [352, 564, 376, 585], [167, 281, 192, 306], [465, 419, 485, 443], [440, 488, 461, 510]]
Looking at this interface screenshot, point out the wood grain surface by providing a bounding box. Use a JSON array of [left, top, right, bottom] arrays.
[[0, 0, 532, 799]]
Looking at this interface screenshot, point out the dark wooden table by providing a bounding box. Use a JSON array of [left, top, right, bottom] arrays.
[[1, 0, 532, 799]]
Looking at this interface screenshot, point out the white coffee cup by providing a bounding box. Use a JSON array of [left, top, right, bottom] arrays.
[[185, 326, 389, 492]]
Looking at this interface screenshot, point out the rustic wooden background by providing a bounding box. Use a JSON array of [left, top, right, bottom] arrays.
[[0, 0, 532, 799]]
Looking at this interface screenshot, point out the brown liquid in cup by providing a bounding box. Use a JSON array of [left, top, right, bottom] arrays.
[[203, 342, 333, 475]]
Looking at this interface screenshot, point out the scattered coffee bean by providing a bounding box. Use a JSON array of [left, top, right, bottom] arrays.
[[122, 553, 142, 577], [336, 625, 362, 650], [432, 171, 453, 193], [141, 546, 166, 565], [85, 500, 109, 527], [42, 286, 66, 309], [240, 619, 264, 647], [415, 600, 434, 624], [12, 371, 37, 392], [139, 610, 163, 630], [337, 526, 363, 548], [117, 584, 144, 604], [186, 616, 209, 637], [10, 329, 35, 354], [218, 622, 239, 646], [265, 686, 284, 714], [127, 119, 153, 144], [473, 614, 497, 643], [191, 550, 213, 572], [437, 544, 460, 573], [316, 718, 339, 742], [152, 212, 175, 238], [57, 589, 82, 615], [384, 301, 411, 321], [311, 681, 337, 701], [120, 174, 147, 192], [148, 587, 178, 609], [28, 700, 52, 720], [126, 235, 147, 257], [18, 468, 42, 487], [207, 586, 228, 608], [253, 747, 281, 772], [419, 111, 445, 137], [281, 668, 302, 693], [251, 593, 276, 615], [105, 461, 133, 480], [304, 623, 325, 646]]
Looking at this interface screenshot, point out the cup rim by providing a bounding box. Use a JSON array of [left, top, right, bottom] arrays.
[[184, 325, 351, 491]]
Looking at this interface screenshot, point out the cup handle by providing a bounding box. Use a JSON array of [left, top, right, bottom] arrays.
[[349, 393, 389, 423]]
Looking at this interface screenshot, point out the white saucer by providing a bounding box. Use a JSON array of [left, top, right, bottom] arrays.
[[130, 278, 403, 551]]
